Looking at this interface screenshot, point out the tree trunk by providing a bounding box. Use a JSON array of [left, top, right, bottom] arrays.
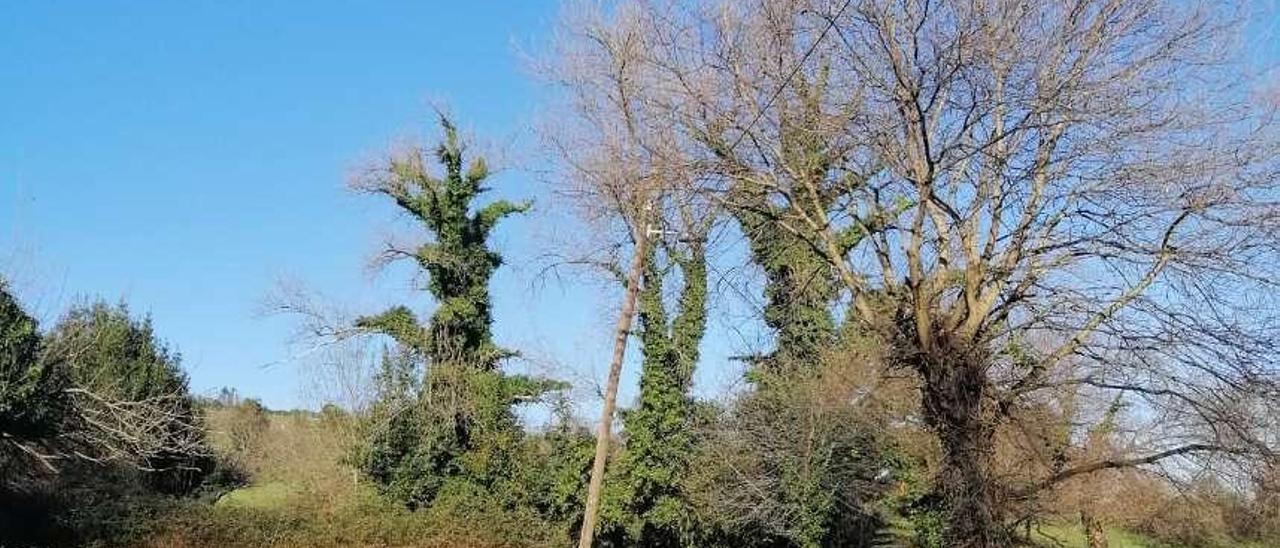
[[1082, 509, 1108, 548], [918, 351, 1007, 548]]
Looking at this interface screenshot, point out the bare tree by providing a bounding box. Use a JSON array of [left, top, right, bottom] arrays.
[[552, 0, 1280, 545], [541, 4, 721, 544], [60, 387, 209, 471], [262, 278, 378, 414]]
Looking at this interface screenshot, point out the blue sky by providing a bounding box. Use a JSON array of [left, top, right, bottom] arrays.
[[3, 2, 1275, 412], [0, 0, 763, 412], [0, 0, 767, 415]]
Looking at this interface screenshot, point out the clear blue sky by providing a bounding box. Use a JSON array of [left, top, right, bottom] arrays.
[[3, 2, 1274, 412], [0, 0, 762, 412], [0, 0, 752, 412]]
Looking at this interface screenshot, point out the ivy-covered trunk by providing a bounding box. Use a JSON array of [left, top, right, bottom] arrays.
[[605, 229, 709, 546], [729, 185, 839, 374], [352, 117, 559, 507], [916, 343, 1007, 548]]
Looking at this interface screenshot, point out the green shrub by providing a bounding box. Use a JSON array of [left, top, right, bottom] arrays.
[[43, 300, 214, 493]]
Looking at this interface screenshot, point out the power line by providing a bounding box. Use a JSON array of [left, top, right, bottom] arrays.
[[724, 0, 855, 155]]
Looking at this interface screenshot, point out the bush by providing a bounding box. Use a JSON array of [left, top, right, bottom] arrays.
[[43, 301, 214, 493], [111, 406, 583, 548], [1, 297, 218, 547], [684, 358, 900, 548]]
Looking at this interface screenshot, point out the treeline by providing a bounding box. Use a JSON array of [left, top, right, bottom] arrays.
[[528, 1, 1280, 546], [307, 114, 916, 546]]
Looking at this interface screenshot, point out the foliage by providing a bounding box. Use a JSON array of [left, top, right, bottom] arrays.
[[554, 1, 1280, 545], [599, 237, 709, 546], [9, 2, 1280, 545], [353, 117, 528, 370], [117, 398, 585, 548], [43, 300, 213, 493], [879, 450, 945, 548], [130, 488, 570, 548], [524, 407, 595, 532], [351, 117, 572, 515], [731, 183, 839, 374], [202, 398, 269, 487], [0, 279, 69, 480], [0, 282, 76, 544], [47, 302, 189, 402], [727, 79, 844, 376], [1, 294, 217, 546], [684, 361, 897, 548]]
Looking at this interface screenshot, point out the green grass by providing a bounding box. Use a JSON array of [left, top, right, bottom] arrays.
[[1031, 525, 1276, 548], [214, 481, 295, 510], [1031, 524, 1161, 548]]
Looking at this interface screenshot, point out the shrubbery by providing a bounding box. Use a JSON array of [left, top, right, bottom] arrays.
[[0, 287, 216, 546], [42, 301, 214, 493]]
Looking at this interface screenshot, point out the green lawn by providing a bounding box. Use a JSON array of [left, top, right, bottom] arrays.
[[213, 481, 295, 510], [1031, 524, 1162, 547]]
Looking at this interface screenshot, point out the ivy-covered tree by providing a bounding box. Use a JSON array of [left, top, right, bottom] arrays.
[[352, 117, 559, 507], [730, 186, 839, 371], [721, 68, 880, 378], [601, 233, 709, 546]]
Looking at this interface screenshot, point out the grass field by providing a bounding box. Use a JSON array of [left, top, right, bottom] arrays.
[[1029, 524, 1274, 548], [1031, 524, 1162, 547], [214, 481, 295, 510]]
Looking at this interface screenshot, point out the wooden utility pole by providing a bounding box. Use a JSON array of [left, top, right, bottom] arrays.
[[576, 206, 653, 548]]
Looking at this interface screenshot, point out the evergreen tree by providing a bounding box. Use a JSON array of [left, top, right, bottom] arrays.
[[48, 302, 190, 402], [0, 279, 68, 478]]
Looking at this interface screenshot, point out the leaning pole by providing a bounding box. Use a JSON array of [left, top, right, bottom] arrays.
[[577, 203, 652, 548]]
